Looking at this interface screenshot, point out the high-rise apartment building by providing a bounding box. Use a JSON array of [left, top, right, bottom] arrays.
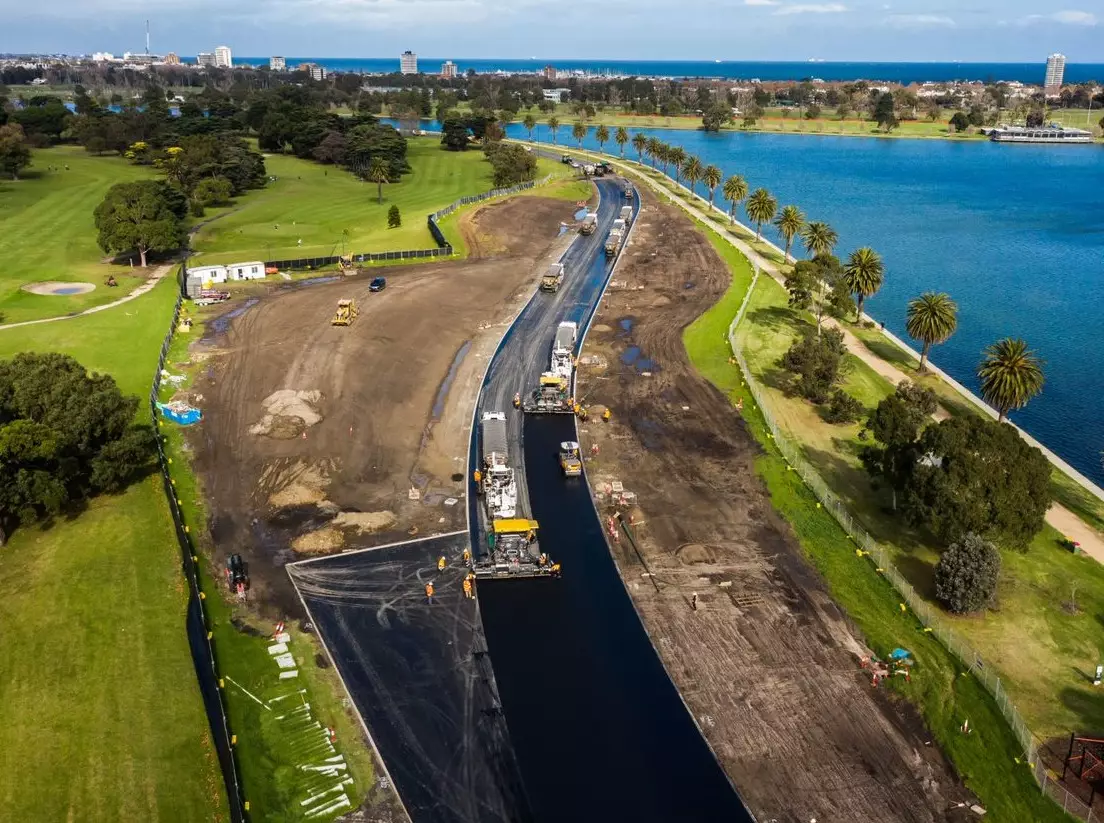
[[440, 60, 457, 79], [163, 52, 180, 65], [542, 65, 558, 81], [197, 52, 216, 67], [215, 45, 232, 68], [1045, 53, 1066, 95], [270, 56, 286, 71], [400, 50, 418, 74]]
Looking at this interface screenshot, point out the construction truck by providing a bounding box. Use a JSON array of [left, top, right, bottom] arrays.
[[551, 321, 577, 379], [478, 412, 517, 519], [612, 218, 627, 235], [579, 212, 598, 235], [473, 518, 559, 579], [605, 228, 623, 257], [620, 205, 633, 225], [331, 298, 358, 326], [522, 373, 573, 413], [540, 262, 565, 292], [623, 181, 634, 200], [559, 441, 583, 476]]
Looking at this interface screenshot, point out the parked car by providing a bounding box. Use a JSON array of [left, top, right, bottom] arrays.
[[369, 277, 387, 292]]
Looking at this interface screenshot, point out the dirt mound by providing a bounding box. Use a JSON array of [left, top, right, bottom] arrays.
[[264, 461, 330, 507], [292, 527, 345, 554], [250, 389, 323, 438], [332, 511, 397, 533]]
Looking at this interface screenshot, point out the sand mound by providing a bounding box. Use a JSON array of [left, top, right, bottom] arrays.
[[292, 527, 344, 554], [22, 281, 96, 296], [332, 511, 397, 533], [250, 390, 322, 437], [263, 460, 330, 507]]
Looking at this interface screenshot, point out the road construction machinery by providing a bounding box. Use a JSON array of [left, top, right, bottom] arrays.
[[331, 298, 358, 326], [559, 441, 582, 476], [522, 373, 573, 414], [605, 228, 623, 257], [551, 321, 577, 379], [477, 412, 517, 519], [620, 205, 633, 225], [579, 212, 598, 235], [623, 181, 634, 199], [472, 518, 559, 579], [540, 262, 565, 292]]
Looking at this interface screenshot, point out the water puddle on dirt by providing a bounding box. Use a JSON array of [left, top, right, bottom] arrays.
[[618, 317, 635, 334], [574, 207, 589, 220], [432, 340, 473, 420], [621, 345, 657, 372], [558, 226, 568, 237], [209, 297, 260, 335], [290, 275, 343, 289]]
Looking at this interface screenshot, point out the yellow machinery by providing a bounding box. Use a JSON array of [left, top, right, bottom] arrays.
[[331, 298, 358, 326], [559, 441, 582, 476]]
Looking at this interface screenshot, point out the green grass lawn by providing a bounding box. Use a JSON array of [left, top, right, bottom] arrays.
[[0, 277, 228, 823], [684, 227, 1070, 822], [191, 139, 564, 266], [0, 146, 161, 324]]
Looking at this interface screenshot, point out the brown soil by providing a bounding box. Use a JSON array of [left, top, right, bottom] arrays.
[[576, 190, 974, 823], [188, 195, 578, 614]]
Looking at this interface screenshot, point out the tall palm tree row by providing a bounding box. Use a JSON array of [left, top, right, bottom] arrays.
[[572, 122, 587, 148], [548, 116, 560, 145], [977, 338, 1045, 421], [669, 146, 687, 186], [801, 220, 838, 259], [905, 292, 958, 372], [722, 175, 748, 223], [632, 132, 648, 162], [595, 124, 610, 153], [774, 205, 805, 262], [646, 136, 662, 168], [745, 188, 777, 240], [843, 246, 884, 322], [703, 165, 723, 209], [683, 156, 703, 196], [615, 126, 629, 158]]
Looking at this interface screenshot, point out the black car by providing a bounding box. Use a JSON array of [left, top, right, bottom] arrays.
[[369, 277, 386, 292]]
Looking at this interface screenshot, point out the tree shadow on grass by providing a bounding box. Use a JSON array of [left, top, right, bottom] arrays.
[[745, 304, 809, 339]]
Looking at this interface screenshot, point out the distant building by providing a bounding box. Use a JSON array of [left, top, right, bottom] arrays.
[[270, 55, 286, 71], [92, 52, 117, 62], [197, 52, 216, 68], [1045, 53, 1066, 96], [542, 88, 571, 104], [298, 62, 326, 81], [400, 50, 418, 75], [163, 52, 180, 65], [440, 60, 457, 80], [542, 65, 558, 81], [215, 45, 232, 68]]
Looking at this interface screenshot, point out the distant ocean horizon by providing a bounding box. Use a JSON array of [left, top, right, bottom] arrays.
[[236, 57, 1104, 85]]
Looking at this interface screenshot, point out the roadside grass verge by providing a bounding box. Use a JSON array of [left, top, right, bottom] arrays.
[[0, 145, 158, 323], [682, 230, 1071, 822], [0, 277, 227, 823]]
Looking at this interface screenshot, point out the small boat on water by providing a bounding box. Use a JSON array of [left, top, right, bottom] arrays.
[[988, 123, 1094, 144]]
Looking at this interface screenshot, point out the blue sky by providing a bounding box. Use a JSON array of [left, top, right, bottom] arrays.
[[1, 0, 1101, 62]]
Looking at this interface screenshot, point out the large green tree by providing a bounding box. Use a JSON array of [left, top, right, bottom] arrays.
[[0, 122, 32, 180], [860, 381, 938, 510], [843, 247, 884, 322], [977, 338, 1045, 422], [934, 533, 1001, 614], [93, 180, 188, 267], [702, 102, 733, 132], [745, 187, 777, 240], [905, 292, 958, 372], [780, 327, 848, 403], [774, 205, 805, 262], [485, 142, 537, 186]]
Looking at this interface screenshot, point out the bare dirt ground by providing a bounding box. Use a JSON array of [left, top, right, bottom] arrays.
[[575, 192, 974, 823], [186, 195, 581, 615]]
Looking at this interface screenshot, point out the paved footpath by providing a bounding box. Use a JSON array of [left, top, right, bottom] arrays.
[[589, 152, 1104, 564], [0, 264, 173, 332]]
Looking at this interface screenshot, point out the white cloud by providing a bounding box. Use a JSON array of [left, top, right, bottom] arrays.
[[886, 13, 955, 27], [1020, 9, 1097, 25], [773, 3, 847, 15], [745, 0, 779, 5]]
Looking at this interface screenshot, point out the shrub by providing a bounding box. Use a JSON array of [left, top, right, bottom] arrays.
[[779, 327, 847, 404], [387, 204, 401, 228], [934, 533, 1001, 614], [824, 390, 864, 424]]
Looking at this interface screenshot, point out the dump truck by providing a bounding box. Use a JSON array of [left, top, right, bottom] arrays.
[[540, 262, 565, 292], [623, 181, 634, 199], [551, 321, 577, 379], [605, 228, 623, 257], [478, 412, 517, 519], [559, 441, 583, 476], [612, 218, 627, 235], [331, 298, 358, 326], [579, 212, 598, 235], [620, 205, 633, 225], [472, 518, 559, 580]]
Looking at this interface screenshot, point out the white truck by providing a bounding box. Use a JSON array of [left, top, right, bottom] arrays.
[[620, 205, 633, 225], [551, 321, 577, 380], [479, 412, 517, 519]]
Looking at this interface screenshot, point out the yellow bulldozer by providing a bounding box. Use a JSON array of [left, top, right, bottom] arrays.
[[331, 298, 358, 326]]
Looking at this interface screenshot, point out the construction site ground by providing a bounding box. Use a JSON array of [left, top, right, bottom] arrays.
[[575, 191, 974, 823], [187, 194, 581, 615]]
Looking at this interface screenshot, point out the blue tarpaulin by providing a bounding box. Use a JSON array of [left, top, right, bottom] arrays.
[[158, 401, 203, 426]]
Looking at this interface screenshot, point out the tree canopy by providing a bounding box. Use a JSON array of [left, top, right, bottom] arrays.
[[934, 533, 1001, 614], [780, 327, 849, 404], [485, 142, 537, 187], [93, 179, 188, 267], [0, 122, 32, 180], [701, 102, 733, 132]]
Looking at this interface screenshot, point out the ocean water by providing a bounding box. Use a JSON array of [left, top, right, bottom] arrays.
[[240, 58, 1104, 85], [407, 119, 1104, 485]]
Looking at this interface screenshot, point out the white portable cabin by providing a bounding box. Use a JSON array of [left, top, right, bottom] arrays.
[[227, 261, 266, 281], [188, 264, 229, 285]]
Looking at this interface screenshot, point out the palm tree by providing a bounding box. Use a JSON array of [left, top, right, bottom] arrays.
[[801, 221, 838, 259], [774, 205, 805, 262], [977, 338, 1045, 422], [615, 126, 629, 158], [722, 175, 748, 223], [646, 136, 663, 169], [683, 156, 703, 196], [632, 132, 648, 162], [843, 247, 885, 322], [523, 114, 537, 141], [595, 124, 610, 153], [669, 146, 687, 186], [745, 188, 777, 240], [366, 157, 389, 204], [572, 121, 587, 148], [548, 116, 560, 145], [657, 143, 671, 174], [905, 292, 958, 372], [703, 165, 722, 209]]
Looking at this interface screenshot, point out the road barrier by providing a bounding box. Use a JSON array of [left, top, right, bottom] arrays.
[[149, 274, 248, 823]]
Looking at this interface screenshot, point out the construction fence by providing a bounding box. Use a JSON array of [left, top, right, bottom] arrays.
[[149, 277, 248, 823], [725, 268, 1098, 822]]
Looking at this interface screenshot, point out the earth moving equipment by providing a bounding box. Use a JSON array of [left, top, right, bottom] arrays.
[[605, 228, 623, 257], [620, 205, 633, 225], [473, 518, 559, 580], [540, 262, 565, 292], [478, 412, 517, 519], [522, 373, 573, 414], [559, 441, 582, 476], [331, 298, 358, 326], [580, 213, 598, 235]]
